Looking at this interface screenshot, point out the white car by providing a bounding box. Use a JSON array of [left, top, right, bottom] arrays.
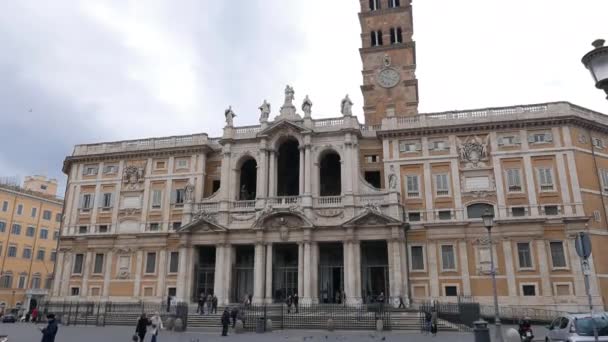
[[546, 313, 608, 342]]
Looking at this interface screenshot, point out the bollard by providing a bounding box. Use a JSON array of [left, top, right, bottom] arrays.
[[327, 318, 334, 331], [174, 318, 184, 332], [235, 320, 244, 334], [165, 317, 175, 331], [265, 318, 273, 332], [473, 320, 491, 342], [504, 328, 521, 342], [256, 317, 265, 333], [376, 319, 384, 332]]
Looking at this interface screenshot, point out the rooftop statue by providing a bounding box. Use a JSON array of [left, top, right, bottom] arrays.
[[283, 85, 295, 107], [224, 106, 236, 127], [259, 100, 271, 123], [341, 94, 353, 117], [302, 95, 313, 118]]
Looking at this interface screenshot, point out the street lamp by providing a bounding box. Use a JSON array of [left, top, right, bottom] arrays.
[[481, 209, 503, 342], [582, 39, 608, 100]]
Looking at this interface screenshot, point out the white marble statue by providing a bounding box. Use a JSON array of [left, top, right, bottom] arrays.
[[388, 165, 398, 190], [302, 95, 313, 117], [259, 100, 271, 123], [341, 94, 353, 117], [283, 85, 295, 107], [224, 106, 236, 127]]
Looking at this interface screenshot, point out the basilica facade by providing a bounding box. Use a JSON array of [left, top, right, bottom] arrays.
[[52, 0, 608, 312]]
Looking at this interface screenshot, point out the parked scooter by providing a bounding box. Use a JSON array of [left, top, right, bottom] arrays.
[[518, 317, 534, 342]]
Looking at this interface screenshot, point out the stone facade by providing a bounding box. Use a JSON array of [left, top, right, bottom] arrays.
[[51, 1, 608, 312]]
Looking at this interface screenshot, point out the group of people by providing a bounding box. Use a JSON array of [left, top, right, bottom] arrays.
[[423, 308, 438, 336], [220, 306, 245, 336], [134, 312, 164, 342], [285, 293, 299, 313], [196, 293, 218, 315]]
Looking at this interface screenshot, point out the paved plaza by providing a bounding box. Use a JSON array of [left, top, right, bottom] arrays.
[[0, 323, 549, 342]]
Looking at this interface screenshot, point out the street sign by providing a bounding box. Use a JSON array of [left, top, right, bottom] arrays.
[[575, 232, 592, 259]]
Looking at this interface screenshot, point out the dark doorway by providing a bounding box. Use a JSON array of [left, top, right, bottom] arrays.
[[319, 152, 341, 196], [239, 159, 257, 200], [318, 243, 344, 303], [194, 246, 216, 301], [231, 245, 254, 303], [360, 241, 389, 303], [277, 139, 300, 196], [272, 244, 299, 302]]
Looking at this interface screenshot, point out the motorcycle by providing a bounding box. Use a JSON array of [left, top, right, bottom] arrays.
[[519, 321, 534, 342]]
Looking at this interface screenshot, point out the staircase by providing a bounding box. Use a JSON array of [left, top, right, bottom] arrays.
[[390, 311, 460, 332]]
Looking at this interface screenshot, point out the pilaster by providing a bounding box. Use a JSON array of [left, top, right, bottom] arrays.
[[133, 250, 143, 298], [268, 150, 276, 197], [535, 240, 552, 297], [253, 242, 266, 304], [214, 244, 226, 302], [176, 246, 188, 301], [304, 144, 312, 195], [493, 156, 507, 218], [102, 250, 113, 298], [450, 159, 463, 220], [81, 251, 92, 297], [555, 153, 572, 214], [427, 242, 440, 298], [156, 249, 167, 299], [502, 240, 517, 297], [265, 243, 273, 303], [423, 162, 433, 221], [458, 241, 471, 296], [297, 242, 304, 299], [523, 155, 539, 216]]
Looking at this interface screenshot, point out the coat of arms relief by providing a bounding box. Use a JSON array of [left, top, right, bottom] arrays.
[[457, 136, 489, 169]]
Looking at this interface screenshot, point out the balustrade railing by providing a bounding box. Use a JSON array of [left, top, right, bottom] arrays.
[[314, 196, 342, 206], [314, 118, 344, 127], [232, 200, 256, 210], [234, 125, 261, 135], [268, 196, 301, 207], [197, 202, 219, 212]]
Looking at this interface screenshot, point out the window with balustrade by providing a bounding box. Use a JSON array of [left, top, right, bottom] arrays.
[[319, 151, 341, 196]]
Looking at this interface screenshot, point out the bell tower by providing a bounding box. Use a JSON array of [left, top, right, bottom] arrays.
[[359, 0, 419, 125]]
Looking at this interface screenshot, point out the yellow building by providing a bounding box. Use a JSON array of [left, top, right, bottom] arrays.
[[0, 176, 62, 311]]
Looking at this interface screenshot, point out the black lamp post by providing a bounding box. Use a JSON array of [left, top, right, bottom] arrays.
[[582, 39, 608, 100], [481, 209, 503, 342]]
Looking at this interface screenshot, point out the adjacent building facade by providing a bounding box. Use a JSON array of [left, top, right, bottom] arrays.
[[0, 176, 62, 309], [52, 0, 608, 312]]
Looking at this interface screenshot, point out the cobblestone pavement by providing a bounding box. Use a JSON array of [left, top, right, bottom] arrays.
[[0, 323, 547, 342]]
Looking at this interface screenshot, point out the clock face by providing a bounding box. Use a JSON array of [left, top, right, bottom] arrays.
[[377, 68, 401, 88]]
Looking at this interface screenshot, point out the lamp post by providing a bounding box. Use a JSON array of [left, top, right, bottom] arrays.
[[582, 39, 608, 100], [482, 209, 503, 342]]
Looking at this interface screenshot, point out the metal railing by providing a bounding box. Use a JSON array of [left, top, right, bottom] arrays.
[[418, 299, 480, 332]]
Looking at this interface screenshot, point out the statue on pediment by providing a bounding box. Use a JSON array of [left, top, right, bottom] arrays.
[[302, 95, 313, 118], [283, 85, 295, 107], [457, 136, 489, 168], [224, 106, 236, 127], [341, 94, 353, 117], [259, 100, 271, 123]]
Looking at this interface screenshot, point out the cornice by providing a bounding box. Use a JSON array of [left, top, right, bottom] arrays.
[[0, 186, 63, 205], [358, 5, 412, 20], [359, 42, 415, 55]]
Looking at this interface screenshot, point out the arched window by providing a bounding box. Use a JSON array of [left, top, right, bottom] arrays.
[[319, 151, 342, 196], [238, 158, 257, 200], [277, 139, 300, 196], [466, 203, 494, 219]]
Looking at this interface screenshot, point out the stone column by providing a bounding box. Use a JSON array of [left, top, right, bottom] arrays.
[[353, 241, 362, 303], [299, 147, 305, 195], [297, 243, 304, 298], [388, 240, 403, 306], [133, 250, 143, 298], [222, 245, 234, 305], [268, 151, 276, 197], [176, 246, 188, 301], [156, 250, 167, 299], [52, 251, 65, 297], [253, 243, 266, 304], [344, 140, 353, 194], [60, 252, 72, 297], [220, 150, 232, 201], [102, 250, 113, 298], [302, 242, 312, 304], [343, 241, 353, 303], [304, 145, 312, 195], [214, 244, 226, 301], [265, 243, 273, 303], [257, 149, 267, 199], [311, 242, 319, 303]]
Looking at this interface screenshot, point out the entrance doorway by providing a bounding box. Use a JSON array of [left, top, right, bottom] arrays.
[[272, 244, 299, 302], [194, 246, 216, 301], [231, 245, 254, 303], [318, 243, 344, 303], [361, 241, 389, 303]]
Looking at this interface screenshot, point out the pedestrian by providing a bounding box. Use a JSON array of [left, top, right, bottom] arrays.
[[424, 310, 432, 335], [31, 307, 39, 323], [221, 307, 231, 336], [286, 295, 293, 314], [39, 313, 58, 342], [398, 296, 406, 309], [431, 308, 438, 336], [206, 294, 213, 314], [135, 313, 149, 342], [166, 295, 171, 313], [212, 294, 218, 314], [150, 311, 164, 342], [230, 306, 238, 328], [197, 294, 205, 314], [293, 293, 299, 313]]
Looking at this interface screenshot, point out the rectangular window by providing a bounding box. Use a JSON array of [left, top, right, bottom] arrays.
[[145, 252, 157, 274], [517, 242, 532, 269], [155, 161, 166, 169], [8, 246, 17, 257], [78, 226, 88, 234], [399, 141, 420, 153], [522, 285, 536, 296], [441, 245, 456, 270], [1, 201, 8, 212], [444, 286, 458, 297], [18, 275, 26, 289], [53, 231, 59, 240], [410, 246, 425, 271], [435, 174, 450, 196], [389, 0, 400, 8], [498, 135, 520, 146], [81, 194, 93, 210], [537, 168, 554, 191], [102, 193, 113, 208], [31, 207, 37, 218], [45, 277, 53, 290], [148, 223, 160, 231], [506, 169, 522, 192], [430, 140, 448, 151], [26, 226, 35, 237], [0, 275, 12, 288], [511, 207, 526, 217], [93, 254, 104, 274], [22, 247, 32, 259], [174, 189, 185, 204], [17, 204, 23, 215], [83, 165, 98, 175], [407, 212, 421, 222], [42, 210, 51, 220], [169, 252, 179, 273], [364, 155, 379, 163], [98, 225, 109, 233], [176, 159, 189, 169], [550, 242, 567, 268], [37, 249, 45, 260], [601, 170, 608, 192], [73, 254, 84, 274], [151, 190, 162, 209], [172, 222, 182, 230], [31, 277, 41, 289], [103, 165, 118, 174], [50, 250, 57, 262], [369, 0, 380, 10], [438, 210, 451, 220], [0, 221, 4, 232], [55, 213, 62, 223], [529, 132, 552, 144], [406, 175, 420, 197], [11, 224, 21, 235], [71, 287, 80, 296], [544, 205, 559, 216], [40, 228, 48, 239]]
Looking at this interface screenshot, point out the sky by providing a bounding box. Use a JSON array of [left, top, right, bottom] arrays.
[[1, 0, 607, 193]]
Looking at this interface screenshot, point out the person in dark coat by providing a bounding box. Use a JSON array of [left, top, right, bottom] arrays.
[[135, 313, 149, 342], [293, 293, 299, 313], [220, 308, 231, 336], [39, 314, 58, 342], [285, 295, 293, 314], [230, 307, 238, 328], [212, 295, 218, 314], [197, 294, 205, 314]]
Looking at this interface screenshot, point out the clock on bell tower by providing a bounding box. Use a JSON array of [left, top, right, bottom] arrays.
[[359, 0, 419, 125]]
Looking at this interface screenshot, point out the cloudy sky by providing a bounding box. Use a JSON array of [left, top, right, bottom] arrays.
[[1, 0, 607, 193]]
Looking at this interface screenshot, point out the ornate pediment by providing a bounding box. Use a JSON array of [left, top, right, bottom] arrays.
[[178, 213, 227, 234], [257, 119, 310, 138], [343, 207, 402, 227]]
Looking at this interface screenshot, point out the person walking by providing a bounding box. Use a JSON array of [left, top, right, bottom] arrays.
[[285, 295, 293, 314], [430, 308, 438, 336], [206, 294, 213, 315], [149, 311, 164, 342], [31, 307, 39, 323], [423, 310, 432, 335], [197, 294, 205, 314], [293, 293, 299, 313], [39, 313, 58, 342], [398, 296, 406, 309], [230, 306, 238, 328], [220, 307, 230, 336], [135, 313, 149, 342], [212, 295, 218, 314]]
